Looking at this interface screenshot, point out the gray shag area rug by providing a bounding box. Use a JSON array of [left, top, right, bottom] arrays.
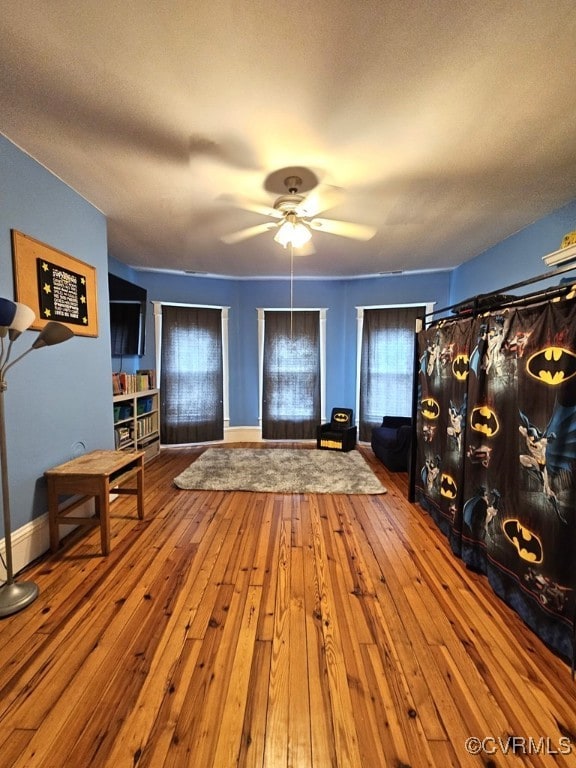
[[174, 447, 386, 494]]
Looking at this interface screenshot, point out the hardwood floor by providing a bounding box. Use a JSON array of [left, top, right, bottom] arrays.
[[0, 444, 575, 767]]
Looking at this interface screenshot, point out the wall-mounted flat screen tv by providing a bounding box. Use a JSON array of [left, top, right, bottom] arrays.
[[108, 274, 147, 357]]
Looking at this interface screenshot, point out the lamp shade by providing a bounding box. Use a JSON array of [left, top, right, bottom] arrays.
[[0, 298, 17, 327], [32, 321, 74, 349], [8, 303, 35, 336], [274, 218, 312, 248], [291, 222, 312, 248]]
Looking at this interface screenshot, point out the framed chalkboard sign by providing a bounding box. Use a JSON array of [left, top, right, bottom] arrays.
[[11, 230, 98, 337]]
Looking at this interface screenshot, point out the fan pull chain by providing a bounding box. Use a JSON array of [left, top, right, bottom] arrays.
[[290, 241, 294, 339]]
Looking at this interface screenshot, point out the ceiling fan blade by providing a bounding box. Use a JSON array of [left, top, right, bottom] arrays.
[[309, 218, 376, 241], [295, 184, 343, 218], [221, 221, 278, 244], [217, 193, 282, 219]]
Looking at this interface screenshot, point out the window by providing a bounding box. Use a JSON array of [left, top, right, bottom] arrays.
[[358, 306, 425, 441], [157, 304, 226, 444], [260, 310, 323, 439]]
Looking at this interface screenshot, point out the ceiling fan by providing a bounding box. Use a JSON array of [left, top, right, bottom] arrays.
[[220, 170, 376, 253]]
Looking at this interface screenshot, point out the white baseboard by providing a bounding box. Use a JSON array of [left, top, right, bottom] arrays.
[[0, 499, 94, 580], [221, 427, 318, 444], [223, 425, 262, 442]]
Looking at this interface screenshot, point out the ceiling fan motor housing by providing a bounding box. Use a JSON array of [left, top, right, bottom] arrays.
[[273, 194, 306, 214]]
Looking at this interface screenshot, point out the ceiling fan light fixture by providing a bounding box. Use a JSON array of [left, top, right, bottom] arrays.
[[274, 215, 312, 249]]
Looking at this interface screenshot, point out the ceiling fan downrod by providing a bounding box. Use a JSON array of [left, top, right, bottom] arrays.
[[284, 175, 302, 194]]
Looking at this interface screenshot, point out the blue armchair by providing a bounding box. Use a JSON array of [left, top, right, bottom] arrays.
[[371, 416, 412, 471]]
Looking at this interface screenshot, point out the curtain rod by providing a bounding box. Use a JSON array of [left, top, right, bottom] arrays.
[[425, 261, 576, 320]]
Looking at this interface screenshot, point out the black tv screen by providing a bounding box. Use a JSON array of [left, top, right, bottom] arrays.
[[110, 302, 143, 356], [108, 273, 147, 356]]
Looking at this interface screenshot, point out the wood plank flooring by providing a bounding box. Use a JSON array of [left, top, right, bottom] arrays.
[[1, 444, 575, 767]]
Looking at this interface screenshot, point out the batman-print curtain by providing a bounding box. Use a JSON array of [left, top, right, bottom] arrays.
[[415, 316, 475, 557], [415, 296, 576, 661]]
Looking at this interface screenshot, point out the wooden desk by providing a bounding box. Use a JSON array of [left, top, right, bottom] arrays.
[[45, 449, 145, 555]]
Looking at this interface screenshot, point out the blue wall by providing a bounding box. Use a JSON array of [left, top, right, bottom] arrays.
[[0, 135, 113, 536], [450, 199, 576, 304], [121, 268, 451, 427]]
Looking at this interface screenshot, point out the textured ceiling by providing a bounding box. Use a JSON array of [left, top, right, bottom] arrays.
[[2, 1, 576, 278]]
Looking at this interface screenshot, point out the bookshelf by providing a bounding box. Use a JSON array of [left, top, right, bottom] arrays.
[[113, 370, 160, 461]]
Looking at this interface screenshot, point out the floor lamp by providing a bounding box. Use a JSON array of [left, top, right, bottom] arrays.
[[0, 298, 73, 618]]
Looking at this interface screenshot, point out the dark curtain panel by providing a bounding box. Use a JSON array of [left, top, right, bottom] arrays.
[[359, 306, 424, 441], [262, 310, 320, 439], [160, 305, 223, 444]]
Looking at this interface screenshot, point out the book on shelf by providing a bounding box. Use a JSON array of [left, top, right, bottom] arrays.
[[112, 369, 157, 395], [137, 369, 156, 389], [136, 414, 158, 439], [114, 426, 132, 449]]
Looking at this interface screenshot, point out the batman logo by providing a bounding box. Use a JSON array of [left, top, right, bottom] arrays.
[[526, 346, 576, 385], [440, 473, 457, 499], [502, 519, 543, 563], [452, 354, 469, 381], [333, 412, 349, 423], [421, 397, 440, 420], [470, 405, 499, 437]]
